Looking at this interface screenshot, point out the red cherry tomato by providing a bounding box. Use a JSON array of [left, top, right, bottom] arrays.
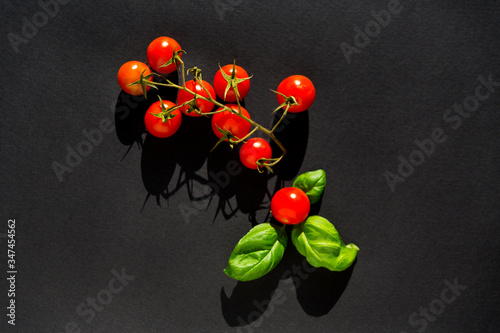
[[117, 61, 152, 96], [271, 187, 310, 224], [213, 64, 251, 102], [239, 138, 272, 170], [177, 79, 216, 117], [144, 100, 182, 138], [276, 75, 316, 113], [211, 104, 251, 140], [146, 36, 182, 74]]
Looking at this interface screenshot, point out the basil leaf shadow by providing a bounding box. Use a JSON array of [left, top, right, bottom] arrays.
[[220, 232, 298, 328], [290, 245, 357, 316], [221, 231, 356, 326]]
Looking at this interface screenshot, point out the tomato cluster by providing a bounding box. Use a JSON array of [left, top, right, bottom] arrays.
[[117, 36, 316, 171]]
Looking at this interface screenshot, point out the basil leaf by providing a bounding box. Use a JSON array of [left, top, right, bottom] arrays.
[[224, 223, 287, 281], [292, 169, 326, 204], [292, 216, 359, 271]]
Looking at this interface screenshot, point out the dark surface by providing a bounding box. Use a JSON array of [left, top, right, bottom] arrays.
[[1, 0, 499, 332]]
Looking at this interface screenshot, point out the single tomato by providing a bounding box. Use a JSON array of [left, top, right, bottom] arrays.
[[271, 187, 310, 224], [211, 104, 251, 140], [239, 138, 272, 170], [146, 36, 182, 74], [144, 100, 182, 138], [177, 79, 216, 117], [276, 75, 316, 113], [213, 64, 251, 102], [117, 61, 152, 96]]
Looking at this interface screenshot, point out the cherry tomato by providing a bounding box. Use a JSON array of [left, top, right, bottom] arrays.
[[276, 75, 316, 113], [211, 104, 251, 140], [239, 138, 272, 170], [213, 64, 251, 102], [146, 36, 182, 74], [271, 187, 310, 224], [117, 61, 152, 96], [144, 100, 182, 138], [177, 79, 216, 117]]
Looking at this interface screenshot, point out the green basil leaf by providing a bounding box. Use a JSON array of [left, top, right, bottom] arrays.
[[224, 223, 287, 281], [292, 216, 359, 271], [292, 169, 326, 204]]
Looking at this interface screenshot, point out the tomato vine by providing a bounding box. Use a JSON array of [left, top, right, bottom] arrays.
[[126, 46, 305, 172]]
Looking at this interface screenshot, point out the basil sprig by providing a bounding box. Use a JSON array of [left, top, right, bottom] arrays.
[[292, 169, 326, 204], [224, 223, 287, 282], [292, 216, 359, 271], [224, 170, 359, 281]]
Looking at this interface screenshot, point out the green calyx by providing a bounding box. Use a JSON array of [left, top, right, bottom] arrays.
[[159, 47, 186, 69], [128, 69, 159, 99], [184, 98, 202, 116], [187, 66, 203, 81], [151, 96, 179, 122], [211, 125, 238, 152], [271, 89, 298, 113], [219, 62, 252, 101], [255, 156, 282, 174]]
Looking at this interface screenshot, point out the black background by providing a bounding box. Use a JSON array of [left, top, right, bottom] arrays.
[[1, 0, 499, 332]]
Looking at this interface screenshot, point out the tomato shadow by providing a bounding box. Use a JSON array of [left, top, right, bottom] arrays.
[[206, 142, 272, 224], [140, 133, 179, 208], [263, 110, 310, 216], [174, 115, 218, 173], [140, 114, 217, 210], [270, 109, 309, 182], [234, 166, 272, 224], [114, 90, 149, 152], [169, 115, 219, 210]]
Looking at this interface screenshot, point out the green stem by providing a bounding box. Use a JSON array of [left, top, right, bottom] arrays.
[[180, 59, 186, 87], [270, 104, 290, 134], [229, 126, 259, 144]]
